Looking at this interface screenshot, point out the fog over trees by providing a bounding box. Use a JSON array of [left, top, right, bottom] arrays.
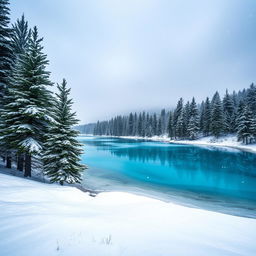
[[80, 85, 256, 145]]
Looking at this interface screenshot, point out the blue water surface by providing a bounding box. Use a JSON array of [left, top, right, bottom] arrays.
[[79, 136, 256, 217]]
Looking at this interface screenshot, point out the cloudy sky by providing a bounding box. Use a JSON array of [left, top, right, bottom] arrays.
[[10, 0, 256, 124]]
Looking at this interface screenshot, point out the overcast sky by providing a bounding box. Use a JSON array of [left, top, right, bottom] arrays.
[[10, 0, 256, 124]]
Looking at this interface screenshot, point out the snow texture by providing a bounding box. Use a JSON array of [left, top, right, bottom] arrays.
[[0, 173, 256, 256]]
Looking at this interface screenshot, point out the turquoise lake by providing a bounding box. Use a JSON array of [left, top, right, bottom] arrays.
[[80, 136, 256, 217]]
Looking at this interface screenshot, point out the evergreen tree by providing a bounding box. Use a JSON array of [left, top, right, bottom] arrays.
[[9, 14, 31, 171], [0, 0, 13, 166], [223, 89, 235, 133], [237, 104, 256, 144], [246, 83, 256, 113], [203, 97, 211, 136], [176, 108, 185, 138], [157, 117, 162, 136], [173, 98, 183, 138], [141, 111, 146, 137], [183, 101, 190, 138], [160, 109, 166, 134], [146, 115, 153, 137], [210, 92, 223, 137], [199, 100, 205, 131], [187, 97, 199, 140], [43, 79, 86, 184], [133, 113, 137, 136], [152, 113, 157, 136], [0, 0, 13, 101], [1, 27, 53, 177], [11, 14, 30, 58], [168, 111, 174, 139], [128, 113, 133, 136], [137, 113, 143, 136]]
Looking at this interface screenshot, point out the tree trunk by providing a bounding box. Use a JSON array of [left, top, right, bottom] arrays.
[[24, 153, 31, 177], [17, 154, 24, 172], [6, 156, 12, 168], [2, 156, 6, 162]]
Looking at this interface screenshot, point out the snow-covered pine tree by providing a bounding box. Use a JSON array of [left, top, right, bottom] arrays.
[[0, 0, 14, 166], [137, 113, 143, 137], [237, 104, 255, 144], [43, 79, 86, 185], [10, 14, 31, 171], [167, 111, 174, 139], [160, 109, 166, 134], [133, 113, 137, 136], [11, 14, 30, 58], [147, 115, 153, 137], [176, 108, 185, 138], [152, 113, 157, 136], [246, 83, 256, 114], [128, 113, 133, 136], [0, 0, 13, 101], [141, 112, 146, 137], [203, 97, 211, 136], [199, 100, 204, 131], [157, 117, 162, 136], [183, 101, 190, 138], [223, 89, 235, 133], [173, 98, 183, 138], [210, 92, 223, 137], [187, 97, 199, 140], [1, 26, 53, 177]]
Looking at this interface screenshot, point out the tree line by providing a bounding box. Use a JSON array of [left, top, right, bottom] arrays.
[[90, 85, 256, 144], [0, 0, 85, 184]]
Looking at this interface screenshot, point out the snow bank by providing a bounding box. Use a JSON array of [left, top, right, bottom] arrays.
[[0, 173, 256, 256], [97, 134, 256, 153]]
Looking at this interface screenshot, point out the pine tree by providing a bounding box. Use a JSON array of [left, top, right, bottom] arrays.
[[0, 0, 13, 166], [11, 14, 30, 58], [183, 101, 190, 138], [246, 83, 256, 113], [43, 79, 86, 185], [176, 108, 185, 138], [173, 98, 183, 138], [157, 117, 162, 136], [141, 112, 146, 137], [187, 97, 199, 140], [237, 104, 255, 144], [199, 100, 205, 131], [133, 113, 137, 136], [146, 115, 153, 137], [137, 113, 143, 137], [223, 89, 235, 133], [152, 113, 157, 135], [128, 113, 133, 136], [0, 0, 13, 101], [1, 26, 53, 177], [210, 92, 223, 137], [167, 111, 174, 139], [10, 14, 31, 171], [160, 109, 166, 134], [203, 97, 211, 136]]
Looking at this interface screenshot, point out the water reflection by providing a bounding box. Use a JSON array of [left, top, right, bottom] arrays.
[[80, 137, 256, 205]]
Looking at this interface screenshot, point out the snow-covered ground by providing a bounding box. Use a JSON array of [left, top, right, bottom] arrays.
[[1, 173, 256, 256], [89, 134, 256, 153]]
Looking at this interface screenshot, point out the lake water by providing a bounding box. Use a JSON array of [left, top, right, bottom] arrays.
[[79, 136, 256, 217]]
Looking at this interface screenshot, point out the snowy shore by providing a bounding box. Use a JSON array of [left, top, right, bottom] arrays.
[[0, 172, 256, 256], [82, 134, 256, 153]]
